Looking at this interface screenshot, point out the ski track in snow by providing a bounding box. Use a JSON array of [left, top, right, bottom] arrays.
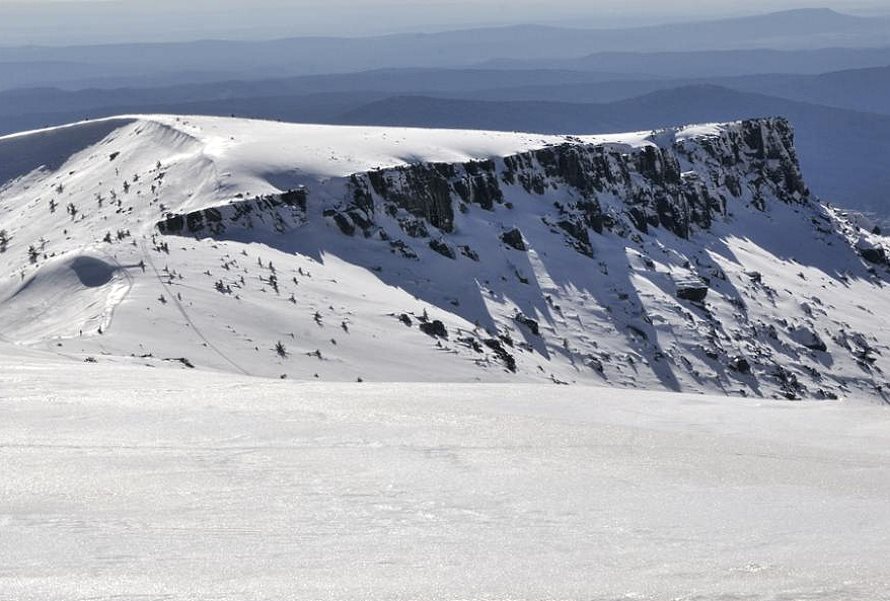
[[139, 237, 251, 376]]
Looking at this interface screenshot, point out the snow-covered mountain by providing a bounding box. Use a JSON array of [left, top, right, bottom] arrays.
[[2, 114, 889, 401]]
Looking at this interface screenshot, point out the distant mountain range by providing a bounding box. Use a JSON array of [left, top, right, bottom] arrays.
[[479, 46, 890, 77], [4, 63, 890, 120], [457, 65, 890, 115], [1, 9, 889, 90]]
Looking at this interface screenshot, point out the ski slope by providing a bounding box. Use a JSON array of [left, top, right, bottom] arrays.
[[2, 354, 890, 600]]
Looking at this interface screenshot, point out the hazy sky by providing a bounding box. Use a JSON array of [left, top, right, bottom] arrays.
[[1, 0, 889, 45]]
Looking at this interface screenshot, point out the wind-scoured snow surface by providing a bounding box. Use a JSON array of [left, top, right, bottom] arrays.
[[0, 115, 617, 192], [2, 352, 890, 600], [2, 114, 890, 400]]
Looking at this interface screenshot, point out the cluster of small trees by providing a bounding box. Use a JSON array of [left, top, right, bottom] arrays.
[[26, 238, 47, 264], [102, 229, 131, 244]]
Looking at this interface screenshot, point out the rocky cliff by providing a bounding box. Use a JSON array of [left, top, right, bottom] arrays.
[[160, 118, 811, 258]]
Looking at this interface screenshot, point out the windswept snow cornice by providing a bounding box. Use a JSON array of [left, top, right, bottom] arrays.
[[0, 113, 757, 185]]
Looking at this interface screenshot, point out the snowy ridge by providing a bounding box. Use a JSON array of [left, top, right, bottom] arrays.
[[1, 114, 889, 401]]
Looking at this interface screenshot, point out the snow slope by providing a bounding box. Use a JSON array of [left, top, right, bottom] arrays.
[[2, 114, 890, 400], [2, 356, 890, 600]]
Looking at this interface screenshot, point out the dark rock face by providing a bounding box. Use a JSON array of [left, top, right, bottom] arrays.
[[860, 246, 887, 265], [501, 228, 527, 251], [728, 356, 752, 375], [389, 239, 418, 259], [397, 217, 430, 239], [454, 161, 503, 210], [419, 319, 448, 339], [429, 239, 455, 259], [774, 366, 806, 400], [157, 189, 307, 237], [483, 338, 517, 373], [331, 212, 356, 237], [363, 165, 456, 232], [676, 280, 709, 303], [459, 245, 480, 261], [806, 337, 828, 353], [355, 118, 805, 247], [556, 218, 593, 257], [514, 313, 541, 336], [586, 356, 605, 373]]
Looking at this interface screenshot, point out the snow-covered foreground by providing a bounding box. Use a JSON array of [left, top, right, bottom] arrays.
[[3, 353, 890, 600]]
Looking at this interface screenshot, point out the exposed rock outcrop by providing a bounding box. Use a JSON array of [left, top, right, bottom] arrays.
[[158, 189, 307, 237]]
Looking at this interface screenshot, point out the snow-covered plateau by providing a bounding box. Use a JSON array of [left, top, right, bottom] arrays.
[[2, 114, 890, 400], [2, 352, 890, 600]]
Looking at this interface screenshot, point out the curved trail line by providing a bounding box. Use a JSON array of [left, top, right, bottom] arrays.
[[140, 238, 251, 376]]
